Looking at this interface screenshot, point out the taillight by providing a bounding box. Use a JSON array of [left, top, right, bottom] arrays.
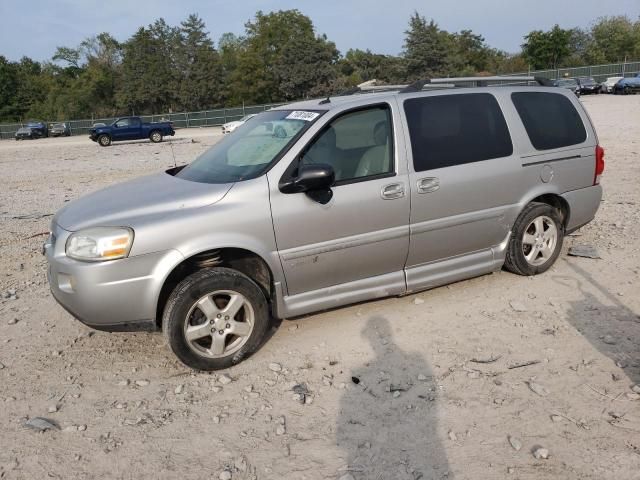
[[594, 145, 605, 185]]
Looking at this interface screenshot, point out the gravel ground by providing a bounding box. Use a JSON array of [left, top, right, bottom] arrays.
[[0, 96, 639, 480]]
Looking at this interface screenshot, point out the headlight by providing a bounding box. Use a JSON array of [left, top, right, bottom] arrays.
[[66, 227, 133, 261]]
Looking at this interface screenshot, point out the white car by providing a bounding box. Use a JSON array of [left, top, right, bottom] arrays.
[[221, 114, 257, 134], [601, 76, 623, 94]]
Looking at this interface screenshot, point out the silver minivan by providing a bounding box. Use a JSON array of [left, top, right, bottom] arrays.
[[44, 80, 605, 370]]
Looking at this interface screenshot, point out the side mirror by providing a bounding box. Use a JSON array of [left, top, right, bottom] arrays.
[[280, 164, 335, 204]]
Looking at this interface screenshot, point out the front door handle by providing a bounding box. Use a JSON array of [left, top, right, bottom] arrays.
[[381, 183, 405, 200], [417, 177, 440, 194]]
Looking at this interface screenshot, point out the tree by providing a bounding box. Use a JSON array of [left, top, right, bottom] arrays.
[[339, 49, 406, 85], [80, 33, 121, 68], [0, 56, 20, 121], [230, 10, 339, 103], [52, 47, 81, 69], [218, 33, 244, 103], [176, 14, 223, 110], [403, 12, 450, 79], [449, 30, 507, 75], [521, 25, 574, 70], [588, 16, 639, 62], [275, 33, 339, 100], [118, 20, 180, 114]]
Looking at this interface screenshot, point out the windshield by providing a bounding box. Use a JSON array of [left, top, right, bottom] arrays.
[[557, 79, 577, 87], [176, 110, 322, 184], [580, 77, 596, 85]]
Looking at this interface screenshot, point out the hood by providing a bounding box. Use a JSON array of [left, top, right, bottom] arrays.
[[223, 121, 241, 128], [54, 171, 233, 231]]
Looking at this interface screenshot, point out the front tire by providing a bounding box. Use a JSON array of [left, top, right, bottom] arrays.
[[150, 130, 163, 143], [504, 203, 564, 276], [162, 267, 270, 371], [98, 134, 111, 147]]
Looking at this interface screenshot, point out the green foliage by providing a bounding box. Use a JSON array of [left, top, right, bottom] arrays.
[[0, 56, 20, 120], [522, 25, 575, 70], [1, 11, 639, 123], [177, 14, 224, 110], [588, 16, 640, 62], [404, 12, 451, 78], [340, 49, 406, 85]]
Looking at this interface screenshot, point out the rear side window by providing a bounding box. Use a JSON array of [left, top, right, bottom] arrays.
[[404, 93, 512, 172], [511, 92, 587, 150]]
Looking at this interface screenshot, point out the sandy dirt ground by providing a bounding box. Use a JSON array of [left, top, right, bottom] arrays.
[[0, 96, 639, 480]]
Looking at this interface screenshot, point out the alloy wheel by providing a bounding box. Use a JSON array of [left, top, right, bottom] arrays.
[[521, 215, 558, 266], [183, 290, 254, 359]]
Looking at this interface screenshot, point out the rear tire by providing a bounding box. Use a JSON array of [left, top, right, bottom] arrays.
[[162, 267, 271, 371], [150, 130, 163, 143], [504, 203, 564, 276], [98, 134, 111, 147]]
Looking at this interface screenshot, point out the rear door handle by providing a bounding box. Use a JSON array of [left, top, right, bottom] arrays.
[[381, 183, 405, 200], [417, 177, 440, 193]]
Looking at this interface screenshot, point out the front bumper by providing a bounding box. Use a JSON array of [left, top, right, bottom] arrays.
[[581, 86, 599, 94], [44, 223, 183, 331]]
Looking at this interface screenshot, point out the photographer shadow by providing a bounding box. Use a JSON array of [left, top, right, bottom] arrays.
[[336, 315, 450, 480]]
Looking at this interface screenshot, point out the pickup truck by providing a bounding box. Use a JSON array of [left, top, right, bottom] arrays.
[[89, 116, 175, 146]]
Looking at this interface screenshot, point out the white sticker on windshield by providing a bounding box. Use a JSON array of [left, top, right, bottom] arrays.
[[285, 111, 320, 122]]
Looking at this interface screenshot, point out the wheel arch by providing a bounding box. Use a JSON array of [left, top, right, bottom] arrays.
[[155, 247, 277, 329], [515, 189, 570, 230], [528, 193, 570, 229]]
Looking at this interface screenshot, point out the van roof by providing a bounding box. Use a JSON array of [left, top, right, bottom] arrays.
[[272, 85, 575, 112]]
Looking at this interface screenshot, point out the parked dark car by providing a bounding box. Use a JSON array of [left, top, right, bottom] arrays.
[[26, 120, 48, 138], [613, 76, 640, 95], [89, 116, 175, 146], [552, 78, 580, 97], [15, 127, 35, 140], [576, 77, 600, 95], [50, 122, 71, 137]]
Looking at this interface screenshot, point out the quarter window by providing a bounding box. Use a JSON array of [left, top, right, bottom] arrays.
[[300, 106, 394, 183], [404, 93, 513, 172], [511, 92, 587, 150]]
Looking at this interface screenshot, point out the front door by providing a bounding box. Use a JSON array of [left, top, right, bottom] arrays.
[[268, 103, 410, 298], [111, 118, 139, 141]]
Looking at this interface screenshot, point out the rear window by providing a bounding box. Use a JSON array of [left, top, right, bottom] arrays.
[[403, 93, 513, 172], [511, 92, 587, 150]]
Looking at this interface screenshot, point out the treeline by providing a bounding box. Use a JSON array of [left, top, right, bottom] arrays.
[[0, 11, 639, 122]]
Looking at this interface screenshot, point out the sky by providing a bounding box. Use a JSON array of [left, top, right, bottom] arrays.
[[1, 0, 639, 62]]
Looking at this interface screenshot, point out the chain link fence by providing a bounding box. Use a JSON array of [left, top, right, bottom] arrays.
[[1, 60, 639, 140], [0, 103, 283, 140]]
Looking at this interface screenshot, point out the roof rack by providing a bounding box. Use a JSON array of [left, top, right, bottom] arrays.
[[323, 76, 553, 104], [398, 76, 549, 92]]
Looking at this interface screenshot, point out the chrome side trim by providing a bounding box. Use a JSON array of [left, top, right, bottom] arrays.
[[522, 155, 582, 167]]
